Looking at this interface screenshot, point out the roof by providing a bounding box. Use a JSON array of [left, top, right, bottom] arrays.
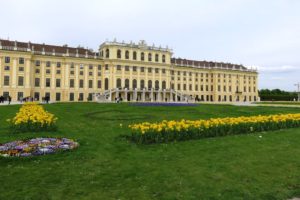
[[0, 39, 96, 57], [171, 58, 247, 70]]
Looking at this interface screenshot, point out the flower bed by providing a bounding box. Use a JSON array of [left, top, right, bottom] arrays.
[[128, 113, 300, 144], [7, 103, 57, 132], [0, 138, 79, 157]]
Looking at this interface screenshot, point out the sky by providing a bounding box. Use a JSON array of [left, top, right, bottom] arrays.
[[1, 0, 300, 91]]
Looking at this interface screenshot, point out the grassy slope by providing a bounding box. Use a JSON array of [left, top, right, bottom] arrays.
[[0, 103, 300, 200]]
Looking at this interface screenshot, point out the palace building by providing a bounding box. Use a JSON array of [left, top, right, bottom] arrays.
[[0, 39, 259, 103]]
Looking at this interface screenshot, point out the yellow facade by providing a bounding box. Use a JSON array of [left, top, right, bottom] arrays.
[[0, 39, 258, 102]]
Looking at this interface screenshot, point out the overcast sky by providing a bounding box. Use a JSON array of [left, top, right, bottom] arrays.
[[1, 0, 300, 91]]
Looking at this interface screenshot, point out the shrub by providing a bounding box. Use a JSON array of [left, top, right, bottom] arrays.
[[7, 103, 57, 132], [128, 114, 300, 144]]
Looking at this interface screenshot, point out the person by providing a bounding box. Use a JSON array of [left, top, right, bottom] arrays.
[[8, 96, 11, 105]]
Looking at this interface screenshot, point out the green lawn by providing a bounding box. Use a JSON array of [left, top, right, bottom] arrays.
[[1, 103, 300, 200]]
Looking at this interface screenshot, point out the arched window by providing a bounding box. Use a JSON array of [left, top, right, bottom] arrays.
[[155, 80, 159, 90], [106, 49, 110, 58], [125, 79, 129, 89], [141, 52, 144, 61], [155, 54, 159, 62], [148, 53, 152, 61], [116, 78, 121, 88], [125, 50, 129, 59], [133, 51, 137, 60], [132, 79, 137, 89], [148, 80, 152, 89], [162, 54, 166, 63], [162, 81, 166, 90], [140, 80, 145, 89], [105, 78, 109, 90], [117, 49, 122, 59]]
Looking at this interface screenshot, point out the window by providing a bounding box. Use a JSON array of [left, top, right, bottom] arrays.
[[125, 50, 129, 59], [105, 64, 109, 70], [46, 78, 51, 87], [17, 92, 23, 100], [89, 72, 93, 76], [116, 79, 122, 88], [35, 60, 40, 66], [125, 66, 130, 71], [105, 78, 109, 90], [18, 76, 24, 86], [71, 63, 74, 68], [125, 79, 130, 89], [162, 69, 166, 74], [46, 61, 51, 67], [5, 57, 10, 63], [89, 65, 93, 70], [35, 69, 40, 74], [132, 79, 137, 89], [19, 57, 24, 64], [19, 67, 24, 72], [155, 54, 159, 62], [57, 62, 61, 67], [56, 93, 61, 101], [106, 49, 110, 58], [97, 80, 101, 88], [133, 66, 137, 72], [148, 80, 152, 89], [162, 55, 166, 63], [117, 49, 122, 59], [98, 65, 101, 70], [140, 80, 145, 89], [80, 71, 83, 76], [4, 66, 10, 71], [133, 51, 137, 60], [35, 78, 40, 87], [141, 52, 144, 61], [34, 92, 40, 101], [140, 67, 144, 72], [177, 84, 181, 90], [155, 68, 159, 73], [117, 65, 121, 70], [162, 81, 166, 89], [69, 93, 74, 101], [89, 80, 93, 88], [148, 68, 152, 73], [70, 79, 74, 88], [56, 79, 61, 87], [46, 69, 51, 74], [79, 80, 84, 88], [148, 53, 152, 61], [4, 76, 9, 86], [80, 64, 84, 69], [70, 70, 74, 75]]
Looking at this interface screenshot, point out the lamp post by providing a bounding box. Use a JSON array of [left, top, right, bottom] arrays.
[[295, 83, 300, 101]]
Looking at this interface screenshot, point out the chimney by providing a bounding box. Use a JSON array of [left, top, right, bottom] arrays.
[[52, 48, 55, 56], [76, 49, 79, 57], [14, 40, 18, 50]]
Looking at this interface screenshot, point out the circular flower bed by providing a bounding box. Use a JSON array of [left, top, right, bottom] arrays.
[[0, 138, 79, 157]]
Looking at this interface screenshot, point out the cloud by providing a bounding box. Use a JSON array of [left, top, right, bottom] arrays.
[[257, 65, 300, 73]]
